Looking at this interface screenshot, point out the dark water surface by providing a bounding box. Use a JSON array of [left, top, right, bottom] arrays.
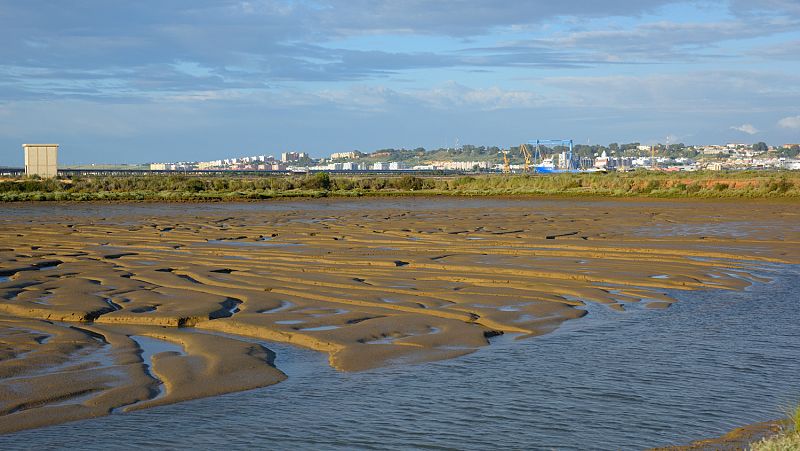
[[1, 264, 798, 450]]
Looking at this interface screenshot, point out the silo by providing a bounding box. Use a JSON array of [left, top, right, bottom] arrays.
[[23, 144, 58, 178]]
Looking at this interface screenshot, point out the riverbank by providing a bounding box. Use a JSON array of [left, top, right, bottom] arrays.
[[651, 420, 786, 450], [751, 404, 800, 450], [1, 170, 798, 201], [1, 197, 798, 436], [653, 403, 799, 450]]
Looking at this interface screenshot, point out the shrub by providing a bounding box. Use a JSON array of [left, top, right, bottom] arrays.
[[186, 179, 206, 192], [686, 183, 702, 194], [333, 178, 356, 191], [766, 177, 792, 194], [394, 176, 425, 190], [303, 172, 331, 190]]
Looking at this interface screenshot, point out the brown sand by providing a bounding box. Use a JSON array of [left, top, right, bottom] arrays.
[[0, 198, 798, 434]]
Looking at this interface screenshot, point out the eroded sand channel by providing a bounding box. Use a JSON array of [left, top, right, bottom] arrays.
[[1, 198, 798, 434]]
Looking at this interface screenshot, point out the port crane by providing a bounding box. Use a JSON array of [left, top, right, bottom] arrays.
[[501, 146, 532, 173], [500, 139, 578, 173], [501, 139, 575, 173], [500, 144, 536, 173], [519, 143, 533, 172]]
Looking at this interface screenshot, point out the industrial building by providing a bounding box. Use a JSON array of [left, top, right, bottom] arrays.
[[23, 144, 58, 178]]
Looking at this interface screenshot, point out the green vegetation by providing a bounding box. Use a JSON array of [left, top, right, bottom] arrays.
[[0, 170, 798, 201], [750, 403, 800, 451], [351, 143, 642, 165], [775, 145, 800, 159], [355, 145, 505, 165], [348, 142, 800, 166]]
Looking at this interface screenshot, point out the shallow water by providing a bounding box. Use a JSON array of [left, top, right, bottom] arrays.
[[0, 197, 727, 220], [636, 221, 800, 240], [128, 335, 185, 401], [1, 264, 798, 450]]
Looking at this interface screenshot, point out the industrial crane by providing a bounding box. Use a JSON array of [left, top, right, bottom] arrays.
[[500, 145, 532, 174], [519, 143, 533, 172], [501, 139, 573, 174], [500, 139, 576, 174]]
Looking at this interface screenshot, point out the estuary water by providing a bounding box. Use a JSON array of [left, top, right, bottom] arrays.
[[1, 263, 798, 450]]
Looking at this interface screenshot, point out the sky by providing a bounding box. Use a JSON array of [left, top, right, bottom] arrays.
[[1, 0, 800, 165]]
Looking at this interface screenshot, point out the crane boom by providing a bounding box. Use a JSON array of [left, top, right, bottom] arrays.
[[519, 144, 532, 173]]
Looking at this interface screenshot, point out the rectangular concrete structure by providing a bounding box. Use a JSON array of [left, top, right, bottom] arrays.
[[23, 144, 58, 178]]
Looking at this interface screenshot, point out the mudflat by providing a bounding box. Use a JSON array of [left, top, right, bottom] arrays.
[[0, 197, 798, 434]]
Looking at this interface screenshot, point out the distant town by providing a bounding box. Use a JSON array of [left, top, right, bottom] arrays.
[[147, 142, 800, 173]]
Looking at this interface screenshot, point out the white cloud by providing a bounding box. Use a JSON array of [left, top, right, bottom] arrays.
[[316, 85, 403, 111], [414, 82, 541, 110], [539, 71, 800, 112], [730, 123, 759, 134], [314, 82, 542, 112], [777, 115, 800, 129]]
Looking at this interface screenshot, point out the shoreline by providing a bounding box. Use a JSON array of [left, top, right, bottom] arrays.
[[1, 188, 798, 203], [650, 420, 787, 451], [1, 171, 798, 202], [1, 191, 798, 207]]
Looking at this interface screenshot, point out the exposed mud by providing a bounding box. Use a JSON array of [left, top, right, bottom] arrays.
[[1, 198, 797, 434]]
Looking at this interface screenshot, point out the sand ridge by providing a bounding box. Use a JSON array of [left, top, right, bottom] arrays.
[[0, 198, 798, 433]]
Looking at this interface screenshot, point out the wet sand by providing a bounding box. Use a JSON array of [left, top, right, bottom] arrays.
[[1, 197, 798, 434]]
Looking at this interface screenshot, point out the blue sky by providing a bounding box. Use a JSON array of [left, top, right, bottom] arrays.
[[2, 0, 800, 165]]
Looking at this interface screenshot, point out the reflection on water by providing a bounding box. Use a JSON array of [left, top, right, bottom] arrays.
[[1, 265, 798, 450]]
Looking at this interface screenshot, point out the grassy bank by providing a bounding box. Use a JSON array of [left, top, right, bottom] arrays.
[[750, 404, 800, 450], [1, 170, 798, 201]]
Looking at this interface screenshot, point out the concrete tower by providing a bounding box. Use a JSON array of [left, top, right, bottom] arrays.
[[23, 144, 58, 178]]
